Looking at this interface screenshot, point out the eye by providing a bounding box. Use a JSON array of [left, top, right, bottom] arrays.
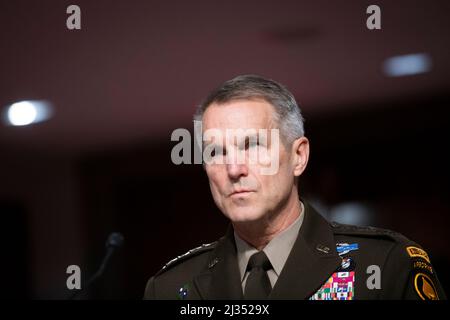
[[210, 147, 226, 157], [244, 138, 259, 149]]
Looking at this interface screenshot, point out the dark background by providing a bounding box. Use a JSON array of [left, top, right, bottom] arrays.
[[0, 0, 449, 299]]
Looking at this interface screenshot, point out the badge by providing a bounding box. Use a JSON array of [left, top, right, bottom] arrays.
[[414, 272, 439, 300], [339, 257, 355, 272], [336, 243, 359, 256], [406, 246, 430, 263], [412, 259, 433, 274], [316, 245, 330, 254], [208, 257, 219, 269]]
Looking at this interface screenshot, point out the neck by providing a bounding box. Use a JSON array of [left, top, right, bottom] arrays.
[[232, 189, 302, 250]]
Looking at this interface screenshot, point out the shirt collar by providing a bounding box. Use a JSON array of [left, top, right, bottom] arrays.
[[234, 201, 305, 281]]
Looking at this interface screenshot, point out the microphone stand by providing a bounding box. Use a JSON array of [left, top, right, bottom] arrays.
[[68, 232, 124, 300]]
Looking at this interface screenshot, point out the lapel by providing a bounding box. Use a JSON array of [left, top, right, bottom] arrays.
[[193, 225, 244, 299], [269, 202, 341, 299]]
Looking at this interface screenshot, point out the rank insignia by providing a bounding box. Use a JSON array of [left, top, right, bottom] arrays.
[[310, 271, 355, 300]]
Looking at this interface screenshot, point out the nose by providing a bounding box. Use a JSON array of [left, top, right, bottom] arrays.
[[226, 163, 248, 181]]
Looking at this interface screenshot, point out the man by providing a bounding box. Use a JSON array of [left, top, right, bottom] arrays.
[[144, 75, 446, 300]]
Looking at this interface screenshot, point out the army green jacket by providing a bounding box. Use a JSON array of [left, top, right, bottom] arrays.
[[144, 202, 446, 300]]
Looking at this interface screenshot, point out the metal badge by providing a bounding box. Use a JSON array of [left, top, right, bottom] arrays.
[[336, 243, 359, 256], [339, 256, 355, 272], [316, 245, 330, 254], [208, 257, 219, 269]]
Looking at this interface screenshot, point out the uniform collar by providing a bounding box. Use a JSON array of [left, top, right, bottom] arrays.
[[269, 201, 341, 299], [234, 202, 305, 280]]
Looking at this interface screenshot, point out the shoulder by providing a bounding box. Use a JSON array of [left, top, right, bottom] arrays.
[[331, 221, 410, 243], [154, 241, 218, 278], [330, 221, 445, 300], [330, 221, 427, 267], [330, 221, 419, 255], [329, 221, 418, 264], [144, 241, 218, 299]]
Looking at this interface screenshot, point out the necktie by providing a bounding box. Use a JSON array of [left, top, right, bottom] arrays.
[[244, 251, 272, 299]]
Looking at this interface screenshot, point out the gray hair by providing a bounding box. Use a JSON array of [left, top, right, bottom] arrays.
[[193, 74, 305, 145]]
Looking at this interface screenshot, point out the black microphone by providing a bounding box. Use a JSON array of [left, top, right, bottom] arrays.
[[69, 232, 124, 299]]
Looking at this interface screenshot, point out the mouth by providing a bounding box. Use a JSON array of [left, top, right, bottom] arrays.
[[229, 190, 255, 197]]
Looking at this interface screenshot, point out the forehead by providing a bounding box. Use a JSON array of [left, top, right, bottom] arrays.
[[202, 99, 276, 131]]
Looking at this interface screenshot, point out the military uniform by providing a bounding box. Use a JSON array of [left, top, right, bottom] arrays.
[[144, 202, 446, 300]]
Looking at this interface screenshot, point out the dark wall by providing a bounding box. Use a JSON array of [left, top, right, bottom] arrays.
[[77, 145, 228, 299], [0, 201, 30, 299], [0, 152, 84, 299]]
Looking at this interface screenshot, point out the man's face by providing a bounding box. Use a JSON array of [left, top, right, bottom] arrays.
[[202, 99, 299, 223]]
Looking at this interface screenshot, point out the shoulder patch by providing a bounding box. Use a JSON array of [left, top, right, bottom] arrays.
[[413, 272, 439, 300], [155, 242, 217, 276], [406, 246, 430, 263], [402, 243, 441, 299], [406, 244, 438, 299]]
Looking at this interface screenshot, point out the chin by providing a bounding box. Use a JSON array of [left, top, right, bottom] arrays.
[[225, 206, 265, 223]]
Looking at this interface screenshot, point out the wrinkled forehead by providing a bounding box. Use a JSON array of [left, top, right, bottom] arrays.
[[202, 99, 277, 132]]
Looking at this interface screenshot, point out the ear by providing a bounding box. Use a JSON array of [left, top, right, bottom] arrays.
[[291, 137, 310, 177]]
